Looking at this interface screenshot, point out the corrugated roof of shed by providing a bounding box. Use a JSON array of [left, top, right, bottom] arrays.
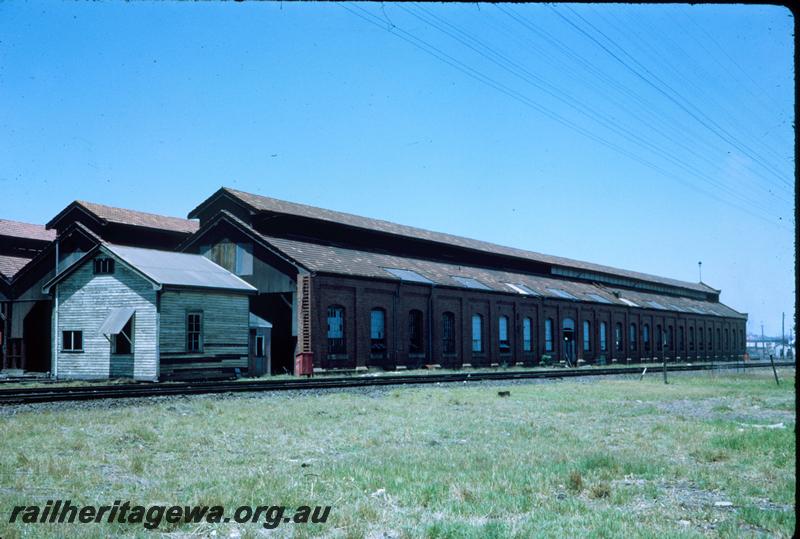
[[105, 244, 255, 292]]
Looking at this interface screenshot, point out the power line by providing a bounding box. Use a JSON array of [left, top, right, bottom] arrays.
[[600, 7, 792, 185], [405, 3, 788, 214], [554, 5, 793, 190], [492, 5, 792, 207], [337, 3, 790, 230]]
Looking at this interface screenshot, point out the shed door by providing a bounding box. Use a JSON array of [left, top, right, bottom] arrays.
[[249, 328, 269, 376]]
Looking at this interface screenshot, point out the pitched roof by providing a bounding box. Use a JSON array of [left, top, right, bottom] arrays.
[[48, 201, 199, 234], [0, 254, 34, 280], [0, 219, 56, 242], [257, 233, 745, 319], [105, 244, 255, 291], [210, 187, 715, 295]]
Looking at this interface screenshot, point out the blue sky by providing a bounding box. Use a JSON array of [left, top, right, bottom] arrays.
[[0, 2, 794, 336]]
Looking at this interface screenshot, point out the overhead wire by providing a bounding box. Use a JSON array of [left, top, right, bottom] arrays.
[[404, 3, 786, 214], [554, 5, 793, 190], [337, 2, 790, 229]]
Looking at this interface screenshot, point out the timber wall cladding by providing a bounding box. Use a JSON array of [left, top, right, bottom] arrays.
[[56, 258, 158, 380], [158, 289, 249, 377]]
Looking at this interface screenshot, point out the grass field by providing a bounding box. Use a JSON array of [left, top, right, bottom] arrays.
[[0, 368, 795, 538]]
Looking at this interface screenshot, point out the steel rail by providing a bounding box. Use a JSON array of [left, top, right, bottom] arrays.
[[0, 362, 794, 405]]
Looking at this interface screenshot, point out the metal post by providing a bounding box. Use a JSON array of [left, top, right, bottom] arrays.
[[769, 354, 780, 386], [662, 333, 668, 384]]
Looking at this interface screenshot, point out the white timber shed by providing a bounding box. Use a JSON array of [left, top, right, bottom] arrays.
[[42, 243, 256, 381]]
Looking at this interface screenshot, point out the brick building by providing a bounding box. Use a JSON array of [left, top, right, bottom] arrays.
[[185, 188, 747, 373]]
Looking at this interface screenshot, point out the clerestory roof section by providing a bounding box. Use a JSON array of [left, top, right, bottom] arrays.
[[200, 187, 716, 297]]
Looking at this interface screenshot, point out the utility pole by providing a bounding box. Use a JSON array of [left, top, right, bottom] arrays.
[[782, 312, 785, 358]]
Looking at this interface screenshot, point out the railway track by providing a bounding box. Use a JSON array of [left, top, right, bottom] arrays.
[[0, 361, 793, 405]]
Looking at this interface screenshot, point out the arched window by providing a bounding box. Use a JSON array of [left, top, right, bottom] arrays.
[[643, 324, 650, 352], [545, 318, 554, 352], [667, 325, 674, 350], [679, 326, 685, 350], [499, 316, 511, 354], [441, 312, 456, 355], [614, 322, 623, 352], [716, 328, 721, 351], [724, 328, 729, 350], [408, 309, 424, 355], [689, 326, 695, 351], [370, 308, 386, 357], [583, 320, 592, 352], [523, 317, 533, 352], [740, 329, 744, 350], [600, 322, 607, 352], [629, 323, 637, 351], [699, 326, 705, 350], [471, 314, 483, 353], [708, 328, 713, 351], [656, 325, 663, 351], [327, 305, 346, 356]]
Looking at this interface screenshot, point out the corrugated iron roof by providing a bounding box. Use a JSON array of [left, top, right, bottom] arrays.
[[217, 187, 715, 295], [257, 233, 744, 319], [0, 219, 56, 242], [106, 244, 256, 292]]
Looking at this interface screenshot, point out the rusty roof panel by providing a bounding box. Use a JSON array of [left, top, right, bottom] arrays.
[[0, 254, 35, 280], [0, 219, 56, 242], [257, 234, 744, 319]]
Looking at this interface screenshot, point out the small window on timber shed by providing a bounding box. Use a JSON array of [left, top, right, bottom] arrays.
[[93, 258, 115, 275], [327, 306, 346, 356], [112, 316, 134, 355], [186, 312, 203, 353], [62, 330, 83, 352]]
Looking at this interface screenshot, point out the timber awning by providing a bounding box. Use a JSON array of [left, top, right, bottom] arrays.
[[98, 307, 135, 336]]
